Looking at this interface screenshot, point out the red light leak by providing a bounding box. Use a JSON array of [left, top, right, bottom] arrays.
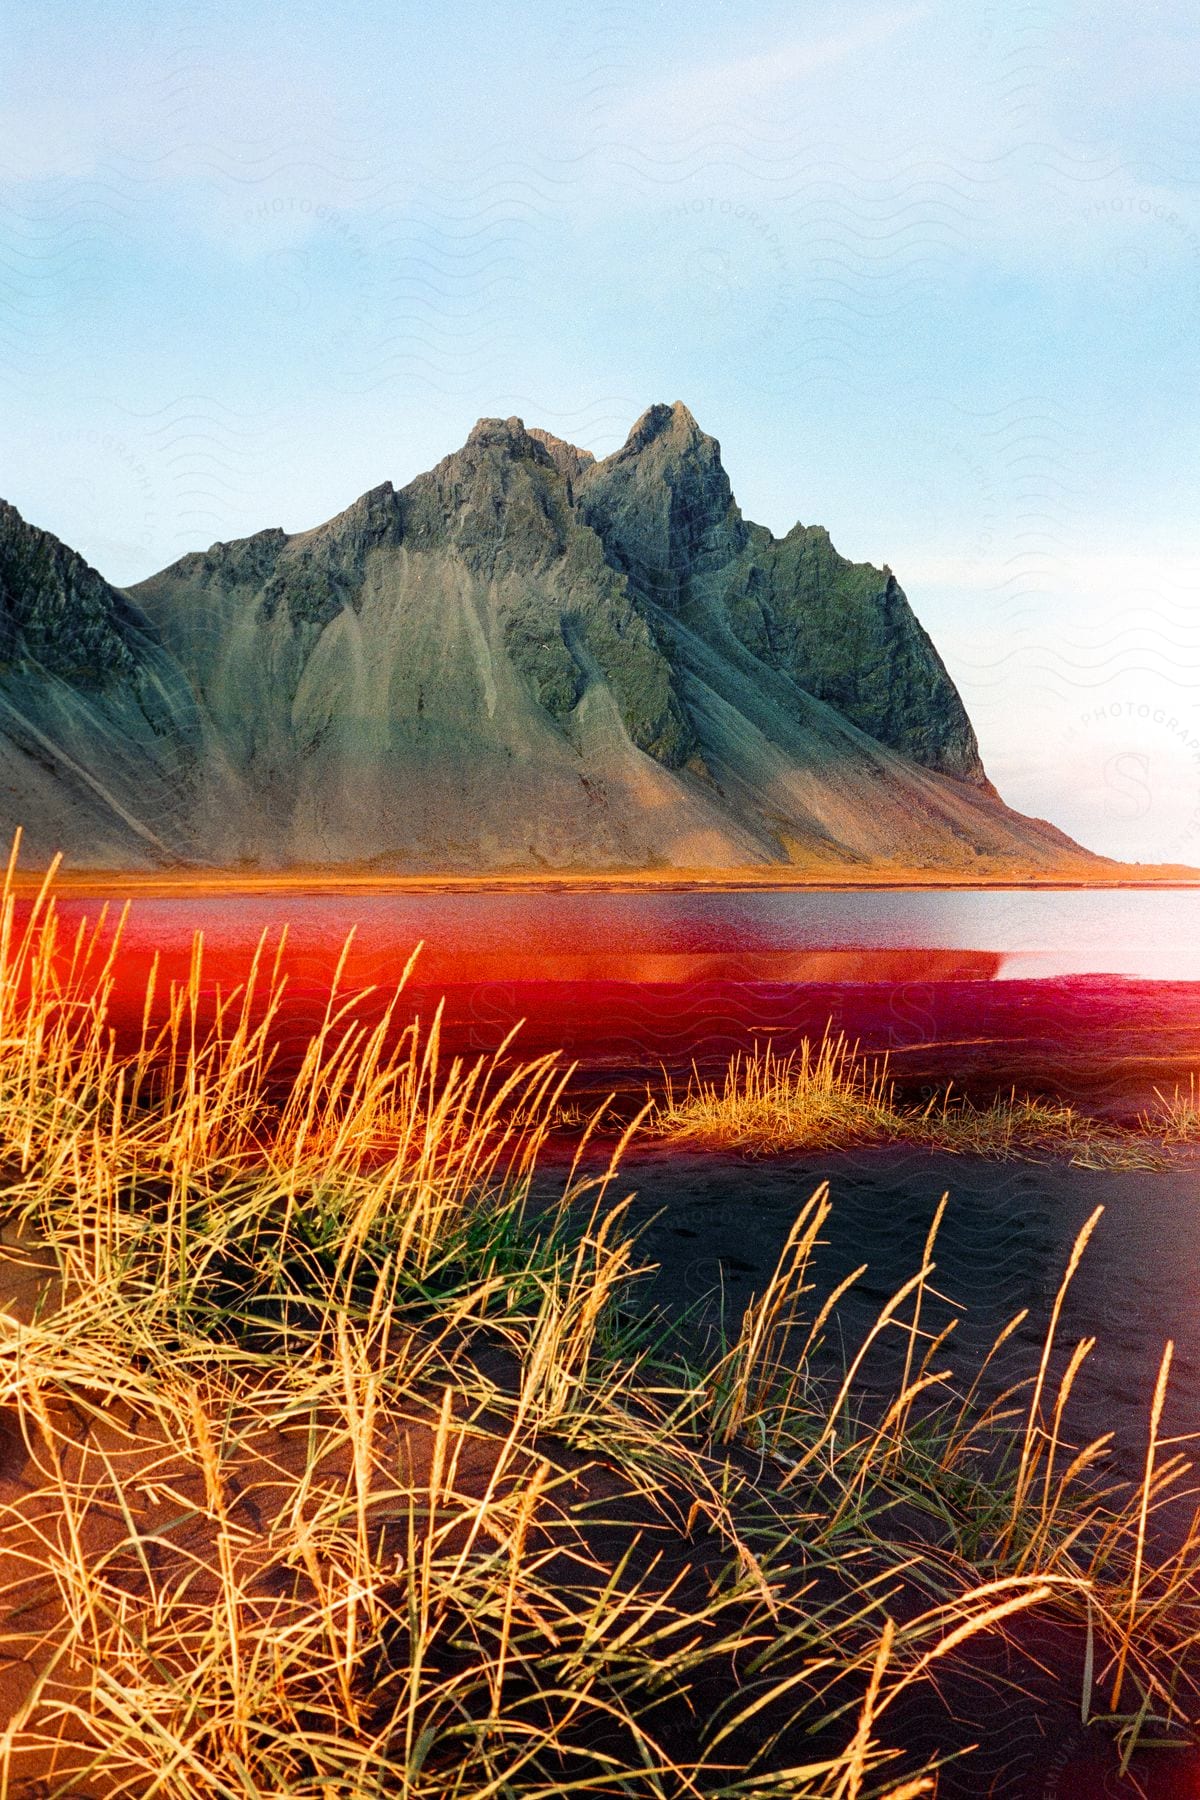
[[30, 899, 1200, 1114]]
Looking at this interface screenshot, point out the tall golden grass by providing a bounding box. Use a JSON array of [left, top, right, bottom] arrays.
[[1152, 1074, 1200, 1144], [0, 838, 1196, 1795], [655, 1035, 1171, 1165]]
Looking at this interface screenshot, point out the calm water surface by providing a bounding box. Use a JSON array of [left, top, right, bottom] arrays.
[[72, 884, 1200, 977], [53, 885, 1200, 1107]]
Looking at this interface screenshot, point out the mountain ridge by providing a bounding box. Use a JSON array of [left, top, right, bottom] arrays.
[[0, 404, 1100, 873]]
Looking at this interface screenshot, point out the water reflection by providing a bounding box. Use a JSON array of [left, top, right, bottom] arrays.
[[30, 887, 1200, 1109]]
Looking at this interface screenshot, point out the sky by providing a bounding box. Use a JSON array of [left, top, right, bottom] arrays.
[[3, 0, 1199, 861]]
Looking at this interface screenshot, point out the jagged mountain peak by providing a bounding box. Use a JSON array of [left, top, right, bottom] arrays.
[[526, 427, 596, 486], [576, 400, 746, 593], [0, 497, 150, 691], [616, 399, 707, 456], [0, 497, 211, 866], [462, 415, 553, 463]]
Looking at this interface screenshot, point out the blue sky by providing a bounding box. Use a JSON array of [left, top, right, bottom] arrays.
[[3, 0, 1199, 860]]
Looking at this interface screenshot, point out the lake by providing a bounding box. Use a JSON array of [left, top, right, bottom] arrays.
[[45, 884, 1200, 1110]]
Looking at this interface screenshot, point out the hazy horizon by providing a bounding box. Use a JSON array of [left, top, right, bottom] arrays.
[[4, 0, 1198, 863]]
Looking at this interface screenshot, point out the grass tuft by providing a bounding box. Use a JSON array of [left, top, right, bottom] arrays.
[[1149, 1075, 1200, 1144], [655, 1036, 1172, 1166]]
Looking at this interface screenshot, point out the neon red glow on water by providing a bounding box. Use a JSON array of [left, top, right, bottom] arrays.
[[28, 884, 1200, 1110]]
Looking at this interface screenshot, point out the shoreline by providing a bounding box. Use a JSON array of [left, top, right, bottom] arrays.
[[12, 865, 1200, 897]]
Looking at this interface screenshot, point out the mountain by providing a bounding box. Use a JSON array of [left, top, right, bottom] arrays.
[[0, 500, 212, 866], [0, 405, 1097, 873]]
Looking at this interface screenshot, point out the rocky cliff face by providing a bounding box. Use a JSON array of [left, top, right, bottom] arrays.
[[0, 406, 1095, 871], [0, 503, 211, 865], [575, 403, 986, 785]]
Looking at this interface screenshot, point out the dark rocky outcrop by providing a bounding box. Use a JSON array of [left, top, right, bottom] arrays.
[[576, 403, 985, 785], [399, 416, 694, 764], [526, 427, 596, 492], [0, 499, 151, 691], [0, 504, 212, 866], [0, 406, 1098, 872]]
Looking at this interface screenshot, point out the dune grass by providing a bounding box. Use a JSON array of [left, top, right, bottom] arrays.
[[654, 1035, 1172, 1166], [1151, 1075, 1200, 1144], [0, 845, 1198, 1793]]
